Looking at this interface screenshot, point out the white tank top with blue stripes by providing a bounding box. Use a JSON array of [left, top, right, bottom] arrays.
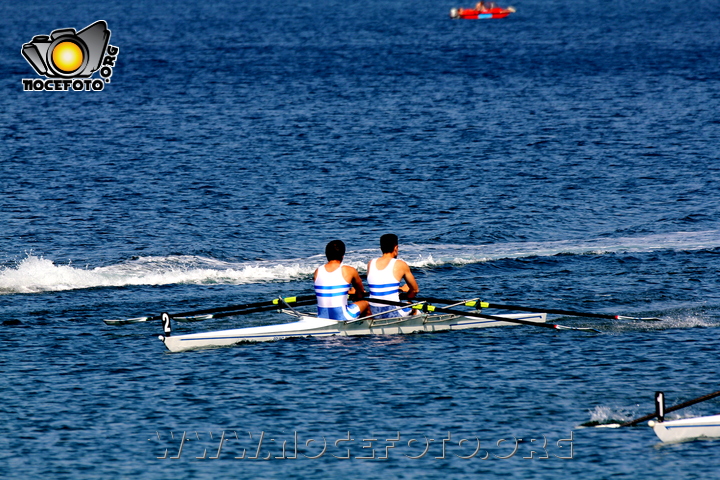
[[367, 258, 401, 306], [315, 264, 351, 308], [314, 264, 360, 320]]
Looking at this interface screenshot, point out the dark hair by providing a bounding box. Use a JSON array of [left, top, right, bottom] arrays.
[[380, 234, 398, 254], [325, 240, 346, 261]]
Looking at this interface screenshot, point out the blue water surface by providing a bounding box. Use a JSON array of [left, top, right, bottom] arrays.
[[1, 0, 720, 478]]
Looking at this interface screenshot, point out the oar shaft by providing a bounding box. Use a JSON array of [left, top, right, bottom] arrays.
[[419, 297, 618, 320], [433, 306, 568, 330], [168, 295, 316, 319], [182, 299, 319, 320], [103, 295, 318, 325], [350, 301, 426, 324], [487, 302, 615, 320], [620, 389, 720, 427], [368, 298, 586, 332]]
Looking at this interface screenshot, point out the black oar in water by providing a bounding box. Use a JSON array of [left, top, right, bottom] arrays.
[[619, 389, 720, 427], [417, 297, 662, 322], [368, 298, 600, 333], [103, 295, 317, 325]]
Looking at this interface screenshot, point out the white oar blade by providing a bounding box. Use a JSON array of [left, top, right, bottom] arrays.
[[103, 316, 150, 325], [555, 325, 602, 333], [616, 315, 662, 322], [173, 314, 214, 322]]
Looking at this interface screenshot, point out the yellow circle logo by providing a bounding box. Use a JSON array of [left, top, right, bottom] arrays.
[[52, 41, 84, 73]]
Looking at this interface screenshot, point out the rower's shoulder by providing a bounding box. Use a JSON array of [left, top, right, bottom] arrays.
[[342, 264, 360, 275], [395, 258, 410, 268], [392, 258, 411, 275]]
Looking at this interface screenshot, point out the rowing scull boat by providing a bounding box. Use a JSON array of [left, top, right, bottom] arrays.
[[159, 311, 547, 353]]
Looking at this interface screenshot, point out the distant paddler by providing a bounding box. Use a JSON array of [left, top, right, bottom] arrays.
[[475, 1, 488, 12], [314, 240, 370, 320], [367, 234, 420, 319]]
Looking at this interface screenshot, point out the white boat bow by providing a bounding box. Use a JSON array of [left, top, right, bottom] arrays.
[[649, 415, 720, 443]]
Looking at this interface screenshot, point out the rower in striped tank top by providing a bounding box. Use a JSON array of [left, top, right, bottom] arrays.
[[367, 234, 420, 319], [314, 240, 370, 320]]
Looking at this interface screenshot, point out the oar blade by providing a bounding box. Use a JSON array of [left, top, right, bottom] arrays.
[[173, 314, 215, 322], [616, 315, 662, 322], [103, 316, 151, 325], [554, 324, 602, 333]]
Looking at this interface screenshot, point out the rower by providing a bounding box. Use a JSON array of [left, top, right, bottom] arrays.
[[367, 234, 420, 319], [314, 240, 370, 320]]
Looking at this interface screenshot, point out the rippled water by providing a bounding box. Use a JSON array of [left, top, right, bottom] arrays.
[[1, 0, 720, 478]]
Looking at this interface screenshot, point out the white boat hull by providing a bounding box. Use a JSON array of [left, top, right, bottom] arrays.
[[649, 415, 720, 443], [159, 312, 547, 352]]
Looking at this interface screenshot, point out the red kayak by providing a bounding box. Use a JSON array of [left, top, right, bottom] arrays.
[[450, 3, 516, 19]]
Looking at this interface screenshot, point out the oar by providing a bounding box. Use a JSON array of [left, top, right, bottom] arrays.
[[368, 298, 600, 333], [103, 295, 316, 325], [350, 298, 476, 325], [346, 301, 427, 325], [417, 297, 662, 322], [174, 298, 318, 322], [618, 389, 720, 427]]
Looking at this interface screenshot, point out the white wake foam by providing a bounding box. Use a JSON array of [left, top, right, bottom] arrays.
[[1, 230, 717, 294], [0, 255, 314, 294], [394, 230, 720, 266]]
